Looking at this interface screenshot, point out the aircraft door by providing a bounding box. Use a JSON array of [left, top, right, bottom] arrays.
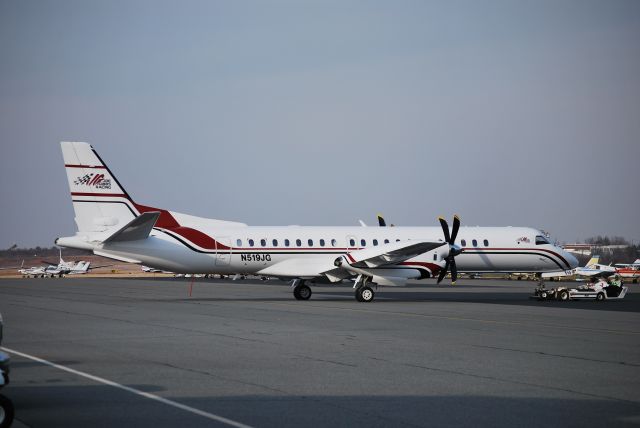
[[215, 237, 231, 266]]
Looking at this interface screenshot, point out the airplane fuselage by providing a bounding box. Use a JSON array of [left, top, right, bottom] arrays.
[[65, 225, 575, 278]]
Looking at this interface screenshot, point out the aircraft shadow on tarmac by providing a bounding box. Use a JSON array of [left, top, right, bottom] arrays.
[[4, 384, 640, 428], [125, 277, 639, 313]]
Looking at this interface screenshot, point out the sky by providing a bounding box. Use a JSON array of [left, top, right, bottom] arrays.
[[1, 0, 639, 248]]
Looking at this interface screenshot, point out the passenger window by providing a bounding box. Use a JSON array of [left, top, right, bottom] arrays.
[[308, 239, 313, 246], [483, 239, 489, 247], [248, 239, 254, 247], [461, 239, 466, 247], [260, 239, 266, 247], [373, 239, 378, 246], [384, 239, 389, 244], [331, 239, 337, 247], [296, 239, 302, 247], [320, 239, 325, 247], [472, 239, 478, 247], [236, 239, 242, 247], [361, 239, 366, 247], [285, 239, 290, 247], [396, 239, 401, 242], [272, 239, 278, 247], [433, 253, 438, 261], [349, 238, 356, 246]]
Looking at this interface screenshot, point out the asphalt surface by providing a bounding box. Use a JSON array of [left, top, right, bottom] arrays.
[[0, 277, 639, 428]]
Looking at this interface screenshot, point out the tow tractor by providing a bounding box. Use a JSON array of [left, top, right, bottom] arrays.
[[534, 279, 628, 302]]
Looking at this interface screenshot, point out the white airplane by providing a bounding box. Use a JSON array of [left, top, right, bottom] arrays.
[[141, 265, 173, 274], [25, 249, 108, 277], [541, 255, 616, 280], [55, 142, 578, 302], [19, 265, 48, 277]]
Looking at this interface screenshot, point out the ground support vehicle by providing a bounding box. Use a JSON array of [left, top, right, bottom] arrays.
[[533, 284, 628, 301]]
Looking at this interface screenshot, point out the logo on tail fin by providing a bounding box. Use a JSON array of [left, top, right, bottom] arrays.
[[74, 173, 112, 189]]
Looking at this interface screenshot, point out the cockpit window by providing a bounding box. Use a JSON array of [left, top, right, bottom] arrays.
[[535, 235, 550, 245]]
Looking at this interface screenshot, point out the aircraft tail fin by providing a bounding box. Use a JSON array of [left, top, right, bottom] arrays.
[[61, 142, 139, 234], [585, 255, 600, 267]]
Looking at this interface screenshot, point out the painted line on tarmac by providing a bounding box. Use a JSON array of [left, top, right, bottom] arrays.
[[0, 346, 254, 428]]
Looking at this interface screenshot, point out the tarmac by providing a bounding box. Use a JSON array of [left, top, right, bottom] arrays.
[[0, 277, 639, 428]]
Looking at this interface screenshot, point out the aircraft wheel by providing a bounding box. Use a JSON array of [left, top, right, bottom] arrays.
[[540, 291, 548, 300], [596, 292, 605, 301], [293, 284, 312, 301], [558, 290, 569, 301], [0, 393, 15, 428], [356, 286, 375, 303]]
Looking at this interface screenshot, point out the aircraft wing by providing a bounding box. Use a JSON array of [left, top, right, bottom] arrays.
[[257, 240, 444, 280], [342, 240, 445, 268]]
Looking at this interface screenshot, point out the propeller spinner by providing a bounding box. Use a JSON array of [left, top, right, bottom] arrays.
[[437, 215, 463, 284]]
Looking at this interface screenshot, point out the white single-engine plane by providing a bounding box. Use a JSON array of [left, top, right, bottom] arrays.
[[55, 142, 578, 302]]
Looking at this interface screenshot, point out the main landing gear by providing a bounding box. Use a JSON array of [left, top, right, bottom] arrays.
[[292, 279, 312, 301], [290, 277, 376, 302], [354, 275, 375, 303]]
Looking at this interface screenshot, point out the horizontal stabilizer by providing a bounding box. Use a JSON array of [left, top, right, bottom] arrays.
[[103, 212, 160, 243]]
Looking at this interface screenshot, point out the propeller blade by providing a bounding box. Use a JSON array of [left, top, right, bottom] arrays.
[[437, 259, 450, 284], [377, 214, 386, 227], [439, 217, 450, 243], [450, 215, 460, 244], [450, 258, 458, 283]]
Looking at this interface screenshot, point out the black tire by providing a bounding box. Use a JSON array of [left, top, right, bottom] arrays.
[[558, 290, 569, 301], [357, 286, 375, 303], [0, 394, 15, 428], [596, 292, 605, 301], [540, 291, 548, 299], [293, 284, 312, 301]]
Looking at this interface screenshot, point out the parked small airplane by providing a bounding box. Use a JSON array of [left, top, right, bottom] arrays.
[[21, 249, 110, 277], [615, 259, 640, 283], [541, 255, 616, 280], [19, 265, 48, 277], [55, 142, 578, 302], [141, 266, 173, 274]]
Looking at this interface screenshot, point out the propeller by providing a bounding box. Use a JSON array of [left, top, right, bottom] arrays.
[[377, 214, 386, 227], [437, 215, 463, 284]]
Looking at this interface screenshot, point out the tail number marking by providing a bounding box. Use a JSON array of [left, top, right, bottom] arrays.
[[241, 254, 272, 262]]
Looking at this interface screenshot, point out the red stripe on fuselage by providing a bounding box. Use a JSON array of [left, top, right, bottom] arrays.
[[461, 247, 570, 269], [134, 203, 181, 229]]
